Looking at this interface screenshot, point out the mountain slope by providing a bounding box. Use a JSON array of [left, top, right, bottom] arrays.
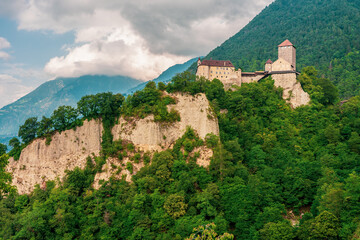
[[190, 0, 360, 98], [0, 75, 141, 140], [126, 57, 198, 94]]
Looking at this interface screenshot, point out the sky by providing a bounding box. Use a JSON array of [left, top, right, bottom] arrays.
[[0, 0, 274, 108]]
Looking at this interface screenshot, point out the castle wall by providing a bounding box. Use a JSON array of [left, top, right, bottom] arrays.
[[208, 66, 235, 81], [196, 65, 210, 79], [272, 58, 293, 71], [241, 75, 265, 83]]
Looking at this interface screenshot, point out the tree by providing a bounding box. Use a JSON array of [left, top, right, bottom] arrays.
[[348, 132, 360, 153], [311, 211, 340, 240], [0, 144, 6, 156], [164, 194, 187, 219], [8, 137, 21, 160], [37, 116, 53, 137], [51, 106, 78, 131], [0, 154, 16, 197], [18, 117, 39, 144], [186, 223, 234, 240], [259, 221, 295, 240]]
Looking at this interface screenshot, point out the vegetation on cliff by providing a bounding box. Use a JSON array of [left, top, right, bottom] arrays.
[[0, 70, 360, 239]]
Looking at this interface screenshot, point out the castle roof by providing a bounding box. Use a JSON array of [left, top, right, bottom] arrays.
[[266, 59, 273, 64], [200, 60, 234, 68], [278, 39, 295, 48]]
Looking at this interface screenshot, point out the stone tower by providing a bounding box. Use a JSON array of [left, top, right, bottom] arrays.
[[278, 39, 296, 71], [265, 59, 273, 72]]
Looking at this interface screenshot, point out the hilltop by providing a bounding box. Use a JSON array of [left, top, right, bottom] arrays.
[[1, 72, 359, 239], [190, 0, 360, 98]]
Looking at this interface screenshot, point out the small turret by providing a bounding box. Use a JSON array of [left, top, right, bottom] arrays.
[[197, 57, 201, 67], [265, 59, 273, 72]]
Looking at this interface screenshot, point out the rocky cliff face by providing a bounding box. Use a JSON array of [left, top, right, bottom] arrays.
[[6, 119, 103, 194], [272, 73, 310, 108], [6, 93, 219, 194], [112, 93, 219, 150]]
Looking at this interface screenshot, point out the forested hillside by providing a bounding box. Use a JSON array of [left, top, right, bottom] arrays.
[[190, 0, 360, 99], [0, 70, 360, 239]]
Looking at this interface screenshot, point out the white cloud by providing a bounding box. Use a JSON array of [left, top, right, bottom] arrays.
[[3, 0, 274, 80], [0, 37, 11, 49], [0, 52, 10, 60], [0, 74, 34, 108], [0, 37, 11, 59]]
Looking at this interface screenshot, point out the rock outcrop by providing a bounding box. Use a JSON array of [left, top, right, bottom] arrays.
[[112, 93, 219, 150], [6, 119, 103, 194], [95, 93, 219, 187], [6, 93, 219, 194], [272, 73, 310, 108]]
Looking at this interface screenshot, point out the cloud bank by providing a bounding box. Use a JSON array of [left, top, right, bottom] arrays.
[[9, 0, 273, 81]]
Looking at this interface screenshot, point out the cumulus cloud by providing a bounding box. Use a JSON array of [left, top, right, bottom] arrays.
[[0, 74, 34, 108], [5, 0, 274, 80]]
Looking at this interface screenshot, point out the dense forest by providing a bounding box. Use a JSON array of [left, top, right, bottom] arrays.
[[189, 0, 360, 99], [0, 68, 360, 239]]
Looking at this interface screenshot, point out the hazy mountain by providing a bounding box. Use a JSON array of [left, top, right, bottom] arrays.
[[126, 57, 199, 94]]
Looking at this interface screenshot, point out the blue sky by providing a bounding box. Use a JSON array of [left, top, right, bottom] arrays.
[[0, 0, 273, 108], [0, 18, 74, 67]]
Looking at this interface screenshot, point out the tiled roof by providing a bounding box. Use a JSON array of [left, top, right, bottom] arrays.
[[200, 60, 234, 67], [266, 59, 273, 64], [278, 39, 294, 47]]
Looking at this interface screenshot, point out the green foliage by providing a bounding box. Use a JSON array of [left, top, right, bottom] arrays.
[[259, 221, 295, 240], [37, 116, 53, 137], [298, 66, 339, 105], [77, 92, 124, 120], [51, 105, 79, 132], [164, 194, 187, 219], [126, 162, 134, 174], [8, 137, 22, 160], [186, 223, 234, 240], [328, 51, 360, 99], [2, 65, 360, 239], [0, 154, 16, 197], [18, 117, 39, 144], [122, 82, 180, 123], [0, 143, 6, 156]]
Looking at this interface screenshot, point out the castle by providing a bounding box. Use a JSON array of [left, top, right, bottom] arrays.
[[196, 39, 310, 108]]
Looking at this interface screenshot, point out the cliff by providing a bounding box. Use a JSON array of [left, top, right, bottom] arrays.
[[6, 93, 219, 194], [6, 119, 103, 194], [272, 73, 310, 108]]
